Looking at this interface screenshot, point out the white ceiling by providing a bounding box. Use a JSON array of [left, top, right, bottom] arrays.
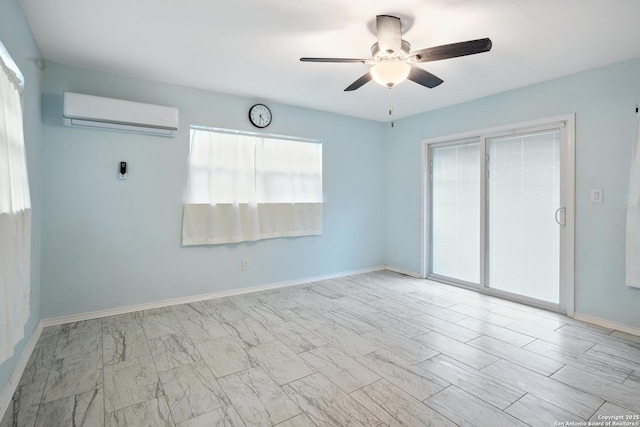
[[18, 0, 640, 122]]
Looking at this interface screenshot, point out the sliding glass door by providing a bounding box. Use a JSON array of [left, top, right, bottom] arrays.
[[487, 131, 560, 303], [431, 142, 480, 284], [424, 116, 574, 312]]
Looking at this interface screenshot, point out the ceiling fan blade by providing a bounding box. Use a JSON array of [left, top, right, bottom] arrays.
[[300, 57, 368, 63], [344, 72, 372, 91], [412, 38, 492, 63], [376, 15, 402, 54], [407, 65, 444, 88]]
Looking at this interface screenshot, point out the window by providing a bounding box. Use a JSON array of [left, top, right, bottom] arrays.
[[182, 127, 323, 245], [0, 40, 31, 364]]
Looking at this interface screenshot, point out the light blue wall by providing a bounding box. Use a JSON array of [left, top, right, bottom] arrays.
[[385, 57, 640, 328], [40, 62, 387, 318], [37, 56, 640, 329], [0, 0, 43, 401]]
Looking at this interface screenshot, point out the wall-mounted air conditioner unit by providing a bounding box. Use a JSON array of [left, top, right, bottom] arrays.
[[63, 92, 179, 137]]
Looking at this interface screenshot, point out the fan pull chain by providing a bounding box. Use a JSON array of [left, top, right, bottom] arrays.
[[389, 88, 393, 127]]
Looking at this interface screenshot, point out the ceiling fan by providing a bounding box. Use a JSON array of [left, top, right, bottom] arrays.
[[300, 15, 492, 91]]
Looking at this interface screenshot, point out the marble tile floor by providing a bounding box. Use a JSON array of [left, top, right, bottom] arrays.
[[2, 270, 640, 426]]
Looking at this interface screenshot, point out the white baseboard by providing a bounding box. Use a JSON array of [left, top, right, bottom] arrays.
[[385, 265, 422, 279], [0, 321, 44, 422], [573, 312, 640, 337], [41, 266, 386, 327]]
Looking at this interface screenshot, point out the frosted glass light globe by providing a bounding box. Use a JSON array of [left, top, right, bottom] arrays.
[[370, 61, 410, 87]]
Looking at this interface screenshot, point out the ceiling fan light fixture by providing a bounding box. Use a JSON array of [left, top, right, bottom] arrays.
[[370, 61, 410, 88], [300, 14, 492, 93]]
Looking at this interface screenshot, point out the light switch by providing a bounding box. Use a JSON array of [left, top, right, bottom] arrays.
[[590, 188, 603, 203]]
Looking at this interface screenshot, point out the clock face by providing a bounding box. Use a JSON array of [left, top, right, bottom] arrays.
[[249, 104, 272, 128]]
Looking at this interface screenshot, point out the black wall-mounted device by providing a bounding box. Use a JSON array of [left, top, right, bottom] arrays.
[[119, 161, 127, 180]]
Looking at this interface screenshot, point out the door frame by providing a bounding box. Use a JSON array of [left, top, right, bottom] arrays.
[[421, 114, 575, 316]]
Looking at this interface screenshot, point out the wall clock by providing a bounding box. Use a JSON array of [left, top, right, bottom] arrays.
[[249, 104, 272, 128]]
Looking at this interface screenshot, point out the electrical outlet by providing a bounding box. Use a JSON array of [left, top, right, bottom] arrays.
[[242, 257, 250, 270]]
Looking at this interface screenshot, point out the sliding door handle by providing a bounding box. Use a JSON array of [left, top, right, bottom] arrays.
[[555, 207, 566, 227]]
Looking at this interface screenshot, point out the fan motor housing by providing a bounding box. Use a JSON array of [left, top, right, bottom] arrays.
[[371, 40, 411, 61]]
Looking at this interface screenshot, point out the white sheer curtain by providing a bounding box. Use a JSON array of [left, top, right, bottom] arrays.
[[626, 116, 640, 288], [182, 128, 322, 245], [0, 54, 31, 364]]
